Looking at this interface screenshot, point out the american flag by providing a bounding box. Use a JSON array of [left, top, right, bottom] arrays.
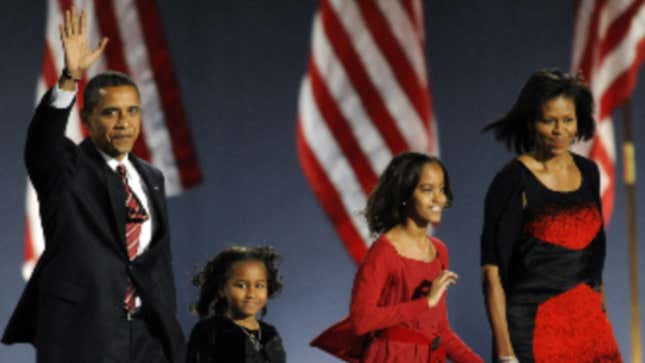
[[296, 0, 438, 263], [23, 0, 202, 279], [571, 0, 645, 223]]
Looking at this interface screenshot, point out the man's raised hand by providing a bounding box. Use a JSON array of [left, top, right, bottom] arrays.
[[59, 6, 108, 80]]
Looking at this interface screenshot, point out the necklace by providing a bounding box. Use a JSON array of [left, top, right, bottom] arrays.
[[238, 324, 263, 351]]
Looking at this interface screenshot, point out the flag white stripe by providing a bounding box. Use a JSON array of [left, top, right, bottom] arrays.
[[571, 0, 595, 71], [299, 77, 371, 242], [24, 181, 45, 280], [429, 113, 440, 156], [311, 15, 391, 175], [598, 0, 634, 41], [592, 5, 645, 108], [85, 0, 109, 78], [328, 0, 429, 152], [375, 0, 428, 86], [112, 1, 182, 196], [412, 0, 425, 43]]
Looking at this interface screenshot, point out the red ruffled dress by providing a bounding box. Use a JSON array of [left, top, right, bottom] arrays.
[[312, 236, 482, 363]]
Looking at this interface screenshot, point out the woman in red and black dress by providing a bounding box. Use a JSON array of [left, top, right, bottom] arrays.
[[312, 152, 483, 363], [481, 69, 622, 363]]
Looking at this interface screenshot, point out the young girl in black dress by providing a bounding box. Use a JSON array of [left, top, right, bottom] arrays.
[[187, 246, 286, 363]]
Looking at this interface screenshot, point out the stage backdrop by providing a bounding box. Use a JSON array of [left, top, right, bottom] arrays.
[[1, 1, 644, 362]]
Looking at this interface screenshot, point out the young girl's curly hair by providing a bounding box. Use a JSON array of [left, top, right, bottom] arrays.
[[191, 245, 283, 319]]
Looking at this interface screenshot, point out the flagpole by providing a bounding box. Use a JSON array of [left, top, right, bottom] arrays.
[[622, 100, 641, 363]]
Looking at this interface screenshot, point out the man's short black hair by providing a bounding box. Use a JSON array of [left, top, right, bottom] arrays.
[[81, 71, 139, 122]]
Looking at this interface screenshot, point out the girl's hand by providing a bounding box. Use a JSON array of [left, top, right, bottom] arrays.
[[426, 270, 458, 307]]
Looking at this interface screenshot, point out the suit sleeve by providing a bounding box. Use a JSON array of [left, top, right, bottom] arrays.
[[24, 89, 79, 196], [349, 242, 437, 336]]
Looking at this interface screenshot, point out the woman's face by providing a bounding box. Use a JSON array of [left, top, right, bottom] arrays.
[[534, 96, 578, 156], [222, 260, 268, 320], [407, 162, 448, 225]]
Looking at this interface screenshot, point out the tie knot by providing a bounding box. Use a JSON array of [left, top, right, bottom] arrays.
[[117, 164, 127, 178]]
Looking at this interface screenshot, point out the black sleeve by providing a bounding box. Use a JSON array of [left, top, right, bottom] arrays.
[[587, 159, 606, 287], [264, 330, 287, 363], [480, 161, 525, 290], [186, 321, 215, 363], [24, 90, 79, 196]]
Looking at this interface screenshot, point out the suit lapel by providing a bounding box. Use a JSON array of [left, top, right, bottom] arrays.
[[80, 140, 128, 258]]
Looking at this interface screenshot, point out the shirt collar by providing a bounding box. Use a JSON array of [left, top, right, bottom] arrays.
[[95, 147, 139, 183]]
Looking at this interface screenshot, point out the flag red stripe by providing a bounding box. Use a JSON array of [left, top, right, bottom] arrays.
[[93, 0, 152, 163], [58, 0, 72, 11], [23, 220, 35, 263], [598, 0, 645, 63], [401, 0, 419, 29], [320, 0, 409, 155], [309, 60, 379, 195], [134, 0, 202, 188], [578, 0, 608, 79], [357, 0, 431, 129], [42, 43, 59, 88], [296, 121, 368, 263], [598, 35, 645, 119], [401, 0, 428, 78]]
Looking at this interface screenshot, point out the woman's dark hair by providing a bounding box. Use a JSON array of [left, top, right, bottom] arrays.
[[365, 152, 453, 235], [191, 245, 283, 319], [483, 68, 595, 154]]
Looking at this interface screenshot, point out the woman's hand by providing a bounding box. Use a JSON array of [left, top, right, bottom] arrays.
[[426, 270, 458, 307], [497, 355, 519, 363], [483, 265, 516, 358]]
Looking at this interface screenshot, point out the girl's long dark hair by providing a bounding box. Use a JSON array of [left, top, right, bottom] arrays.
[[365, 152, 453, 236]]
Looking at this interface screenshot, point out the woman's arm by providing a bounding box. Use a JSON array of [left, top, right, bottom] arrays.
[[483, 265, 515, 359], [480, 163, 524, 361]]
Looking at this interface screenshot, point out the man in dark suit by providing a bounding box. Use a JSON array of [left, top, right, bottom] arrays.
[[2, 6, 185, 362]]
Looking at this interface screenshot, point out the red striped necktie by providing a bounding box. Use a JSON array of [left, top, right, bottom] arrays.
[[116, 164, 149, 313]]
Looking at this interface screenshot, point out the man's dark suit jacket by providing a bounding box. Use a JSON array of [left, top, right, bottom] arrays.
[[2, 90, 186, 362]]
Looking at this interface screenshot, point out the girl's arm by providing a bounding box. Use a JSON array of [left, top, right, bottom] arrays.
[[349, 243, 440, 336]]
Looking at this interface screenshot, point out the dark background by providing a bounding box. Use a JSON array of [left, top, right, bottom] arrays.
[[2, 1, 644, 362]]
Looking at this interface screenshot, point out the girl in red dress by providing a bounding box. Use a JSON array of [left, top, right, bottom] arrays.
[[312, 152, 483, 363]]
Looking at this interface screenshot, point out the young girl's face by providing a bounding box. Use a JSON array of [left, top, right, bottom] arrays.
[[223, 259, 268, 320], [408, 162, 447, 224]]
